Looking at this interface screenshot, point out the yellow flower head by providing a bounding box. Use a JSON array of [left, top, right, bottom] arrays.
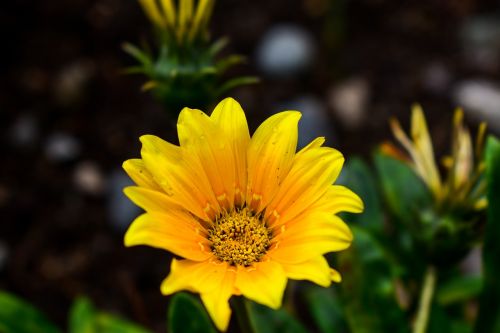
[[138, 0, 214, 44], [386, 105, 487, 211], [123, 98, 363, 331]]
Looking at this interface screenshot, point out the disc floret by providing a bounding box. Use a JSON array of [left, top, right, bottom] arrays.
[[209, 207, 270, 266]]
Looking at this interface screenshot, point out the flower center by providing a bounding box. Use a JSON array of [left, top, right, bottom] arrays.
[[208, 207, 270, 266]]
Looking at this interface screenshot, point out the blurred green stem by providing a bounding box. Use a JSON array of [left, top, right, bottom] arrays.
[[413, 266, 437, 333], [232, 297, 255, 333]]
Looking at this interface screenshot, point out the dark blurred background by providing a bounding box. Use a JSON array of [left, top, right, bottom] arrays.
[[1, 0, 500, 331]]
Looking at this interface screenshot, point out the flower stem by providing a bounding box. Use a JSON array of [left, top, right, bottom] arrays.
[[413, 266, 437, 333], [232, 297, 255, 333]]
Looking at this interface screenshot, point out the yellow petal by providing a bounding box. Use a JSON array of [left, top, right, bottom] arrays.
[[178, 0, 193, 40], [124, 186, 179, 212], [410, 105, 442, 197], [123, 159, 161, 191], [159, 0, 176, 27], [235, 261, 287, 309], [270, 214, 353, 264], [309, 185, 364, 215], [246, 111, 301, 213], [200, 268, 236, 332], [475, 122, 487, 160], [330, 268, 342, 283], [451, 109, 473, 190], [266, 146, 344, 228], [210, 98, 250, 206], [177, 107, 237, 210], [138, 0, 166, 28], [295, 137, 325, 157], [281, 256, 333, 287], [140, 135, 218, 221], [161, 259, 229, 295], [124, 213, 210, 261], [189, 0, 214, 41]]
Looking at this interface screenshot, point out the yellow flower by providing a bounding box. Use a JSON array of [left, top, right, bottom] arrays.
[[138, 0, 214, 43], [123, 98, 363, 331], [387, 105, 487, 211]]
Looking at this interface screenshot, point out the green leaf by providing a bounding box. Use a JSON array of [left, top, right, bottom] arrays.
[[474, 135, 500, 333], [436, 275, 482, 306], [0, 291, 61, 333], [245, 300, 308, 333], [426, 301, 472, 333], [69, 297, 97, 333], [168, 292, 217, 333], [301, 284, 346, 333], [339, 157, 384, 231], [69, 297, 151, 333], [95, 314, 151, 333], [374, 151, 432, 225], [338, 227, 409, 333]]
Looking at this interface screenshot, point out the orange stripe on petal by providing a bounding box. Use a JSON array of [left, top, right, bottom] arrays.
[[178, 107, 237, 210], [270, 214, 352, 264], [246, 111, 301, 213], [161, 259, 229, 295], [210, 98, 250, 207], [124, 213, 210, 261], [140, 135, 218, 221], [266, 146, 344, 227]]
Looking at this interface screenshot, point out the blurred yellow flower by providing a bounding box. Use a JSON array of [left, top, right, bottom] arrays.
[[386, 105, 487, 211], [138, 0, 214, 43], [123, 98, 363, 331]]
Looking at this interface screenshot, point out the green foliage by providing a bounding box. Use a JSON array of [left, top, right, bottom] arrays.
[[301, 284, 347, 333], [0, 291, 61, 333], [340, 157, 384, 232], [0, 292, 151, 333], [168, 292, 217, 333], [338, 226, 409, 333], [474, 136, 500, 333], [374, 150, 483, 268], [244, 299, 308, 333], [69, 297, 151, 333], [426, 303, 471, 333], [436, 275, 482, 306], [374, 152, 433, 226]]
